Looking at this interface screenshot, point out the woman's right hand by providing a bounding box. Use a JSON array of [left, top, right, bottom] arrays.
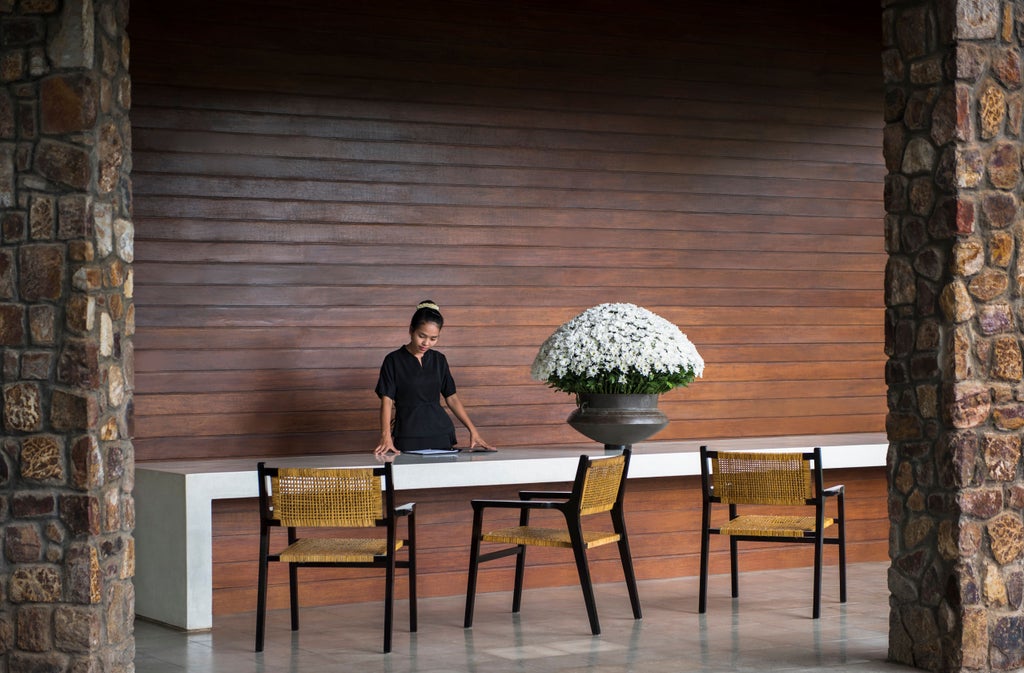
[[374, 438, 399, 456]]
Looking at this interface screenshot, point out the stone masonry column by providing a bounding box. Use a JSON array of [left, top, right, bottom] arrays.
[[0, 1, 134, 672], [884, 1, 1024, 671]]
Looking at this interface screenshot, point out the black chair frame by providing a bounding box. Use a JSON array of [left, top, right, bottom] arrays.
[[464, 449, 641, 635], [255, 461, 416, 653], [698, 445, 846, 619]]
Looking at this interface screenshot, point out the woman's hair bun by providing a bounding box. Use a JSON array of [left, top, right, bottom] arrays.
[[410, 300, 444, 331]]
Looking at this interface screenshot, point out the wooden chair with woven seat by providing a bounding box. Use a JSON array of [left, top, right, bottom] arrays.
[[255, 462, 416, 654], [698, 445, 846, 618], [464, 448, 641, 635]]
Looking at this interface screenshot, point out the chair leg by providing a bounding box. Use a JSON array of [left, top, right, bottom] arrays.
[[698, 503, 710, 614], [384, 552, 395, 653], [837, 496, 847, 604], [287, 528, 299, 632], [613, 510, 641, 619], [464, 508, 484, 628], [511, 544, 527, 613], [512, 501, 532, 614], [812, 532, 823, 619], [617, 538, 642, 619], [729, 536, 739, 598], [408, 513, 418, 633], [288, 563, 299, 631], [254, 531, 270, 652], [569, 527, 600, 635]]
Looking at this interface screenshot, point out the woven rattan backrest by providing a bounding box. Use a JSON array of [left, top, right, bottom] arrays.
[[579, 453, 626, 516], [710, 451, 813, 506], [270, 467, 382, 528]]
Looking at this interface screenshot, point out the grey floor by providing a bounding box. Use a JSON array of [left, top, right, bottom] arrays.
[[135, 562, 917, 673]]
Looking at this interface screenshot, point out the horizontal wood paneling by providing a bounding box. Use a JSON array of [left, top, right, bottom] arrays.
[[130, 0, 885, 463], [128, 0, 888, 615]]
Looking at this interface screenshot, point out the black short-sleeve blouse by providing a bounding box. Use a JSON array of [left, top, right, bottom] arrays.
[[375, 346, 457, 451]]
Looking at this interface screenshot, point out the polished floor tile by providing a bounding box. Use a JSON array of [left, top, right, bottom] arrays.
[[135, 562, 917, 673]]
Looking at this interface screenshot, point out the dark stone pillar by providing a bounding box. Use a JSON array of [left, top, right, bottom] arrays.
[[1, 1, 134, 671], [884, 0, 1024, 670]]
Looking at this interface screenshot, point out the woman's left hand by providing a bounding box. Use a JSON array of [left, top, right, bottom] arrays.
[[469, 432, 496, 452]]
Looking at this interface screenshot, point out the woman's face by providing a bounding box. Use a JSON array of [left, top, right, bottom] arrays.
[[408, 321, 441, 355]]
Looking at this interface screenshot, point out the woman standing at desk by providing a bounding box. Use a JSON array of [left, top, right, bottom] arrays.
[[373, 300, 495, 456]]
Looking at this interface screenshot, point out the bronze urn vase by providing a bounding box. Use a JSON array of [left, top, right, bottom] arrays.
[[566, 393, 668, 449]]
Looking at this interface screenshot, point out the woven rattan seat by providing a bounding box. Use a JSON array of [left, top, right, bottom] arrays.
[[718, 514, 831, 538], [255, 462, 416, 653], [482, 525, 620, 549], [276, 537, 402, 563], [464, 449, 641, 636], [698, 446, 846, 619]]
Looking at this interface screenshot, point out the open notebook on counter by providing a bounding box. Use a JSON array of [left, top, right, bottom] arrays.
[[404, 447, 498, 455]]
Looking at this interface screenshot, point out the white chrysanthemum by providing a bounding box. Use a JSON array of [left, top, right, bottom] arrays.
[[531, 303, 704, 394]]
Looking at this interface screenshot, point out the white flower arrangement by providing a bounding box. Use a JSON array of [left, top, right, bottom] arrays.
[[531, 303, 704, 395]]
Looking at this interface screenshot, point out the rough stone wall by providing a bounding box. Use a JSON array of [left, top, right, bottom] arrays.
[[883, 0, 1024, 671], [0, 1, 134, 671]]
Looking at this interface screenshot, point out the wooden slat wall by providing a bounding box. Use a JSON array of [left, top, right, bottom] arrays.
[[127, 0, 890, 615], [129, 0, 886, 463]]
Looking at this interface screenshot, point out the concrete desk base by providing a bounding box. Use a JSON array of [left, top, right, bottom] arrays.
[[134, 433, 887, 631]]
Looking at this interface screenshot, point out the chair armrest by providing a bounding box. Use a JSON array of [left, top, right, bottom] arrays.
[[824, 485, 844, 498], [470, 499, 561, 512], [395, 503, 415, 516], [519, 490, 571, 500]]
